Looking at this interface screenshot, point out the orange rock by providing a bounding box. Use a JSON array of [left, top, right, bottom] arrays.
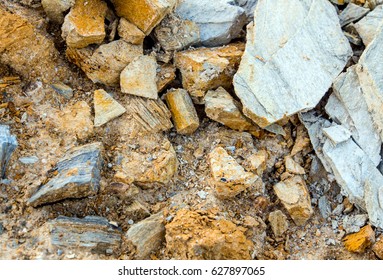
[[118, 18, 145, 45], [174, 43, 245, 103], [156, 64, 176, 92], [343, 225, 375, 253], [372, 235, 383, 259]]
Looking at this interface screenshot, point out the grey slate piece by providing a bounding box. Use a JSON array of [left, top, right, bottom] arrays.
[[0, 125, 17, 179]]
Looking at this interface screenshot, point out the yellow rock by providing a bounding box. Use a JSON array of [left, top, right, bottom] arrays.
[[174, 42, 245, 103], [285, 156, 305, 175], [93, 89, 126, 127], [343, 225, 375, 253], [372, 235, 383, 259], [61, 0, 107, 48], [118, 18, 145, 45], [244, 150, 268, 176], [156, 63, 176, 92]]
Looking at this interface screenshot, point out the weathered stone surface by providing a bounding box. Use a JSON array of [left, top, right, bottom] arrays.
[[285, 156, 305, 175], [0, 125, 17, 179], [154, 14, 200, 51], [175, 0, 247, 47], [66, 40, 142, 86], [235, 0, 258, 22], [343, 224, 375, 253], [156, 64, 176, 92], [372, 235, 383, 259], [318, 196, 332, 219], [48, 216, 121, 255], [243, 150, 267, 176], [208, 147, 262, 199], [111, 0, 176, 34], [204, 87, 258, 133], [114, 135, 177, 185], [233, 0, 352, 128], [117, 18, 145, 45], [273, 176, 313, 226], [42, 0, 74, 23], [175, 43, 245, 103], [126, 212, 165, 259], [164, 89, 199, 135], [61, 0, 107, 48], [165, 209, 254, 259], [355, 4, 383, 45], [339, 3, 370, 27], [343, 214, 368, 233], [93, 89, 126, 127], [120, 55, 158, 99], [28, 142, 103, 207], [51, 82, 73, 99], [0, 8, 69, 83], [322, 125, 352, 145], [268, 210, 288, 237]]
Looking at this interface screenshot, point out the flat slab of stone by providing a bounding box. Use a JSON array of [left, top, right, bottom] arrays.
[[339, 3, 370, 27], [28, 142, 103, 207], [117, 18, 145, 45], [355, 5, 383, 46], [0, 125, 17, 179], [233, 0, 352, 128], [94, 89, 126, 127]]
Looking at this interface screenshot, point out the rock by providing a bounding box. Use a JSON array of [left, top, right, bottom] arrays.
[[330, 0, 349, 4], [51, 83, 73, 100], [41, 0, 75, 23], [28, 142, 103, 207], [114, 134, 177, 185], [343, 27, 363, 45], [164, 89, 199, 135], [208, 147, 262, 199], [0, 125, 17, 179], [233, 0, 352, 128], [285, 156, 305, 175], [322, 125, 352, 145], [0, 8, 69, 83], [19, 156, 39, 164], [174, 0, 247, 47], [318, 196, 332, 219], [354, 5, 383, 45], [124, 200, 151, 221], [165, 209, 254, 259], [93, 89, 126, 127], [117, 18, 145, 45], [175, 43, 245, 103], [154, 14, 200, 51], [343, 224, 375, 253], [268, 210, 288, 237], [273, 176, 313, 226], [111, 0, 176, 34], [291, 125, 311, 156], [120, 55, 158, 99], [48, 216, 121, 255], [156, 64, 176, 92], [343, 214, 368, 233], [126, 212, 165, 259], [243, 150, 267, 176], [0, 76, 20, 89], [61, 0, 107, 48], [66, 40, 142, 86], [339, 3, 370, 27], [204, 87, 259, 133], [235, 0, 258, 22], [372, 235, 383, 259]]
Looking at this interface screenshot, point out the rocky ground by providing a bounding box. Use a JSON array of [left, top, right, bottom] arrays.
[[1, 0, 383, 260]]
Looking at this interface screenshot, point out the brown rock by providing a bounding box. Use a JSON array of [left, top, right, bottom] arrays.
[[111, 0, 177, 34], [42, 0, 75, 23], [291, 124, 311, 156], [66, 40, 142, 86], [285, 156, 305, 175], [165, 209, 254, 260], [243, 150, 268, 176], [156, 63, 176, 92], [174, 42, 245, 103], [343, 225, 375, 253], [372, 235, 383, 259], [120, 55, 158, 99], [268, 210, 289, 237], [61, 0, 107, 48], [164, 88, 200, 135], [208, 147, 262, 199], [117, 18, 145, 45], [93, 89, 126, 127], [273, 176, 313, 226]]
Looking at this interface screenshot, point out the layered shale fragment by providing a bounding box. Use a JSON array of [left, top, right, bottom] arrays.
[[0, 125, 17, 179]]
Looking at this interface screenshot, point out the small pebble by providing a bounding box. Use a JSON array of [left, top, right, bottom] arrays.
[[57, 249, 63, 256], [19, 156, 39, 164], [197, 190, 208, 199], [66, 253, 76, 259], [107, 163, 113, 168], [127, 219, 134, 225], [105, 248, 113, 255]]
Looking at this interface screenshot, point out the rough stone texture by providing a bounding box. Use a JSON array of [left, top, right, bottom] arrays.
[[164, 89, 199, 135], [126, 212, 165, 260], [339, 3, 370, 27], [156, 64, 176, 92], [175, 43, 245, 103], [111, 0, 176, 34], [175, 0, 247, 47], [154, 14, 200, 51], [120, 55, 158, 99], [343, 225, 375, 253], [165, 209, 254, 259], [285, 156, 305, 175], [61, 0, 107, 48], [273, 175, 313, 226], [355, 5, 383, 46], [372, 235, 383, 259], [204, 87, 259, 133], [322, 125, 352, 145], [327, 65, 381, 165], [117, 18, 145, 45], [0, 125, 17, 179], [93, 89, 126, 127], [41, 0, 74, 23], [235, 0, 258, 22], [51, 82, 73, 99], [243, 150, 267, 176], [233, 0, 352, 128], [48, 216, 121, 255], [114, 134, 177, 185], [208, 147, 262, 199], [66, 40, 142, 86], [318, 196, 332, 219], [0, 8, 69, 83], [268, 210, 288, 237], [343, 214, 368, 234], [28, 142, 103, 207]]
